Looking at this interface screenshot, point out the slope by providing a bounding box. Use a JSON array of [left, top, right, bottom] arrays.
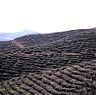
[[0, 28, 96, 81], [15, 28, 93, 47], [0, 61, 96, 95]]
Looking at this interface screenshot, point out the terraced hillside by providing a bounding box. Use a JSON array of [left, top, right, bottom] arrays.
[[0, 61, 96, 95], [0, 41, 20, 54], [15, 28, 94, 47], [0, 28, 96, 80], [0, 28, 95, 54]]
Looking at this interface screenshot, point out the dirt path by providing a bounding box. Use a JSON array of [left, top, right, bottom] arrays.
[[11, 40, 25, 48]]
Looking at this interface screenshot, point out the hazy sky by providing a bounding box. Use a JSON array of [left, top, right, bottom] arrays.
[[0, 0, 96, 33]]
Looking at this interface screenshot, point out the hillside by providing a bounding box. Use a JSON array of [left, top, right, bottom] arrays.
[[0, 61, 96, 95], [15, 28, 92, 47], [0, 28, 96, 81], [0, 28, 95, 53], [0, 28, 96, 94]]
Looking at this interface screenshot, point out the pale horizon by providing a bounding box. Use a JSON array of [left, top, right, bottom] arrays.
[[0, 0, 96, 33]]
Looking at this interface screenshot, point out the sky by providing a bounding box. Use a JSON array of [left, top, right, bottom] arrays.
[[0, 0, 96, 33]]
